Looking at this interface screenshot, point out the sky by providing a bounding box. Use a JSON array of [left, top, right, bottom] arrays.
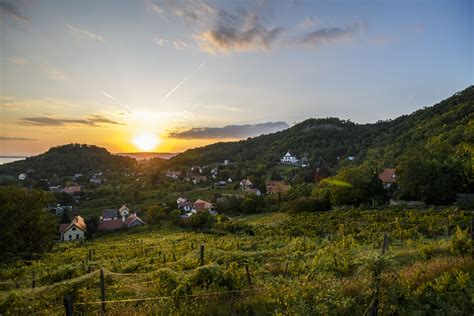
[[0, 0, 472, 156]]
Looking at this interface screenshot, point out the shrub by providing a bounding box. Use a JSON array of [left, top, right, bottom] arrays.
[[450, 226, 472, 257]]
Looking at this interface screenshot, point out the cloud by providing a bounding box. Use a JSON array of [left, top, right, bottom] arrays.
[[0, 136, 37, 141], [67, 24, 104, 42], [196, 10, 284, 53], [298, 22, 363, 46], [18, 115, 124, 127], [0, 1, 29, 24], [145, 0, 215, 22], [168, 121, 289, 139], [154, 37, 187, 50]]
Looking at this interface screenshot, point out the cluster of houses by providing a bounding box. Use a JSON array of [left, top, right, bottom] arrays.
[[177, 198, 217, 218], [59, 204, 145, 241]]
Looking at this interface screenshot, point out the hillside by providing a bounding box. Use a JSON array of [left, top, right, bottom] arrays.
[[167, 86, 473, 169], [0, 144, 136, 178]]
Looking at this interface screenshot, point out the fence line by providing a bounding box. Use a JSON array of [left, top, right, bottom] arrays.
[[74, 288, 262, 306]]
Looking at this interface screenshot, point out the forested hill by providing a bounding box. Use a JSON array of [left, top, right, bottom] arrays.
[[167, 86, 473, 168], [0, 144, 136, 177]]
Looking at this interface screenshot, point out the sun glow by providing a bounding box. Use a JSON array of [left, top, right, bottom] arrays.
[[133, 133, 160, 151]]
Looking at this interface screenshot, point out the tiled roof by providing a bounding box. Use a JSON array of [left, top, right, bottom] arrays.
[[98, 219, 125, 231], [378, 168, 396, 183], [126, 214, 145, 227], [60, 216, 87, 234], [102, 209, 118, 219]]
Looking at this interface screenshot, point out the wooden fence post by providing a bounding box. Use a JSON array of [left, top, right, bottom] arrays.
[[64, 294, 74, 316], [245, 265, 252, 287], [284, 261, 289, 276], [471, 218, 474, 258], [31, 270, 35, 289], [89, 249, 92, 262], [100, 269, 106, 314], [200, 245, 205, 266]]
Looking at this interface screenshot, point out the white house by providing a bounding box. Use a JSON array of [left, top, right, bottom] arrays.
[[60, 216, 87, 241], [18, 173, 27, 180], [119, 204, 131, 221], [281, 152, 299, 165], [240, 179, 253, 190]]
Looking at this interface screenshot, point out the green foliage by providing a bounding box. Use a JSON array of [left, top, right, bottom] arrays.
[[0, 186, 57, 258], [289, 196, 331, 213], [186, 211, 215, 229], [396, 152, 463, 205], [450, 226, 472, 257], [0, 143, 136, 178], [316, 165, 385, 206]]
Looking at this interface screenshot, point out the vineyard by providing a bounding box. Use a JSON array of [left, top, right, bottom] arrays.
[[1, 207, 473, 315]]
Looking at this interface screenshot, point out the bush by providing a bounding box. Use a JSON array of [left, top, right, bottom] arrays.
[[450, 226, 472, 257], [290, 197, 331, 213]]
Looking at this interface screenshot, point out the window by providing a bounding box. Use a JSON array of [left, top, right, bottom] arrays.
[[76, 234, 80, 239], [68, 235, 72, 240], [72, 227, 76, 231]]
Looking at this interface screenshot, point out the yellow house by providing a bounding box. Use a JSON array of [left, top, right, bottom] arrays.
[[60, 216, 87, 241]]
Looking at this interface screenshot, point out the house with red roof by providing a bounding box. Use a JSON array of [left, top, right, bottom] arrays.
[[378, 168, 396, 189], [60, 216, 87, 241]]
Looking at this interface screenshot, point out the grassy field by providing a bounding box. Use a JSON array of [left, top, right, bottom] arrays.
[[1, 208, 473, 315]]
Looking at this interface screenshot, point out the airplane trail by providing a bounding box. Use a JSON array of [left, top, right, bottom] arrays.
[[100, 90, 131, 110], [160, 61, 207, 103]]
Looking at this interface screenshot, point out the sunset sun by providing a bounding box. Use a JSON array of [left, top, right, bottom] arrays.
[[133, 133, 160, 152]]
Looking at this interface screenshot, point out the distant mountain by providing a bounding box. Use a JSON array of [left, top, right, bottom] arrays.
[[167, 86, 473, 169], [117, 152, 179, 160], [0, 144, 136, 177]]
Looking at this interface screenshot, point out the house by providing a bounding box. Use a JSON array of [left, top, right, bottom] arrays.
[[102, 209, 119, 221], [18, 173, 27, 180], [63, 185, 81, 195], [210, 167, 219, 176], [166, 171, 182, 180], [378, 168, 396, 189], [222, 159, 233, 166], [192, 175, 207, 184], [240, 179, 253, 190], [177, 198, 194, 211], [98, 210, 145, 232], [281, 152, 298, 165], [73, 173, 83, 181], [193, 199, 213, 212], [266, 181, 290, 194], [119, 205, 131, 220], [60, 216, 87, 241], [216, 181, 227, 188], [228, 177, 233, 183]]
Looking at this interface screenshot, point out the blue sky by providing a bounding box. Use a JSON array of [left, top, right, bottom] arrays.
[[0, 0, 472, 155]]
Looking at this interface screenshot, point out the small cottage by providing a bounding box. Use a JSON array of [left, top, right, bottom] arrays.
[[60, 216, 87, 241]]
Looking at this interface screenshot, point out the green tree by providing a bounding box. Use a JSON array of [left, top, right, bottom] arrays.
[[0, 186, 57, 258], [85, 215, 99, 237], [318, 165, 385, 206]]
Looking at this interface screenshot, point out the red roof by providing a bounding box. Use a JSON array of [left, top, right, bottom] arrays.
[[60, 216, 87, 234], [98, 219, 125, 231], [126, 214, 145, 227], [378, 168, 396, 183]]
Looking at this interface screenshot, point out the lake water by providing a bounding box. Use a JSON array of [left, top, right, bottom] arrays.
[[0, 157, 26, 165]]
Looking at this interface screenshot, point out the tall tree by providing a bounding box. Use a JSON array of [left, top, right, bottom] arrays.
[[0, 186, 57, 258]]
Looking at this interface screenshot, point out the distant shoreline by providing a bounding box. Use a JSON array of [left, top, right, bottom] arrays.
[[0, 156, 28, 159]]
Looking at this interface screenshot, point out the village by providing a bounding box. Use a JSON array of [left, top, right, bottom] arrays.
[[50, 151, 399, 242]]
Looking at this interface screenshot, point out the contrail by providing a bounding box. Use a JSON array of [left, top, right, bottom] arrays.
[[100, 90, 131, 110], [160, 61, 207, 103]]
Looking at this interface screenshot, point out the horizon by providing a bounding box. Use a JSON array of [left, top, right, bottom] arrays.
[[1, 0, 472, 156]]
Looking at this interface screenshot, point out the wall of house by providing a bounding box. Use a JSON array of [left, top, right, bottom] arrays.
[[64, 226, 85, 241]]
